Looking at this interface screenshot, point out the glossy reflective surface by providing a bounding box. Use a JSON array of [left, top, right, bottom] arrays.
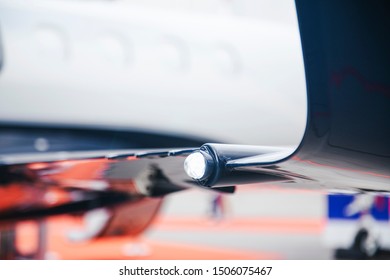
[[0, 155, 190, 226]]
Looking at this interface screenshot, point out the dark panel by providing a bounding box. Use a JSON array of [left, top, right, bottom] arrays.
[[0, 122, 211, 154], [295, 0, 390, 173]]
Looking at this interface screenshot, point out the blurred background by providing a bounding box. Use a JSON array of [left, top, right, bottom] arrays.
[[0, 0, 306, 146], [2, 0, 385, 260]]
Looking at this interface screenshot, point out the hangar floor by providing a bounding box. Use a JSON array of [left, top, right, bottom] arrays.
[[16, 185, 332, 259]]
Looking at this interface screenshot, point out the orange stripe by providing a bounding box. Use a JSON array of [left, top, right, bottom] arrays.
[[151, 216, 324, 234]]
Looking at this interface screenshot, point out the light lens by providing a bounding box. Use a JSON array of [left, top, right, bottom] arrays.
[[184, 151, 207, 180]]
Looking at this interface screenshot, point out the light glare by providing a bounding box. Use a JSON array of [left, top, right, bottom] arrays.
[[184, 152, 207, 180]]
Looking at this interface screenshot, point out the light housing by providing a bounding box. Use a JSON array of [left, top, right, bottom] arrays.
[[184, 143, 294, 188]]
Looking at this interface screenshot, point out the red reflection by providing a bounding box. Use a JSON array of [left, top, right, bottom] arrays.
[[293, 156, 390, 179]]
